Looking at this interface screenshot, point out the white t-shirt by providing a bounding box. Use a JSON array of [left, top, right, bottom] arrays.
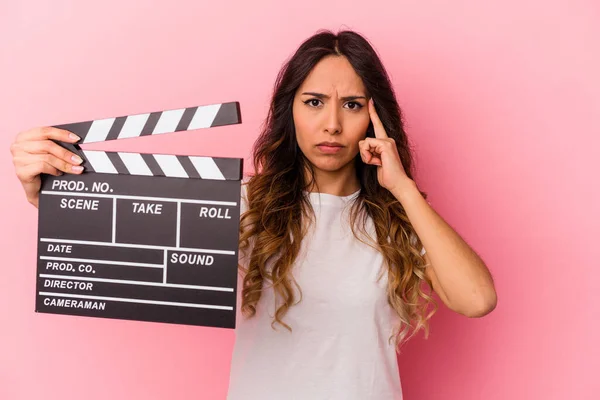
[[227, 184, 425, 400]]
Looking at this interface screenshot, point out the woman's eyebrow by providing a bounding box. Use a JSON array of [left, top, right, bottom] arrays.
[[301, 92, 367, 101]]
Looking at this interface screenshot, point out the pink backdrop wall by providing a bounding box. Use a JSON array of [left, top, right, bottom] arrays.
[[1, 1, 598, 399]]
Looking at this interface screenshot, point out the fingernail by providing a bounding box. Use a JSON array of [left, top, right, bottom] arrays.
[[69, 133, 81, 141], [71, 155, 83, 164], [72, 165, 84, 172]]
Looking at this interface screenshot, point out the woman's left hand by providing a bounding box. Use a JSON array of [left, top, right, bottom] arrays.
[[359, 99, 413, 195]]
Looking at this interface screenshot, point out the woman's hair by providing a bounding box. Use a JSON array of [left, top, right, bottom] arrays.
[[239, 29, 437, 349]]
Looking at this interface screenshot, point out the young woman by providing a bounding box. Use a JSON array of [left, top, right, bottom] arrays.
[[11, 30, 497, 399]]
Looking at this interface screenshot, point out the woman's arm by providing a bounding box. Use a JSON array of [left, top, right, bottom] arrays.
[[360, 100, 497, 317], [392, 180, 497, 318]]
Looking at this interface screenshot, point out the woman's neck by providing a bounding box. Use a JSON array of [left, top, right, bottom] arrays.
[[304, 162, 360, 197]]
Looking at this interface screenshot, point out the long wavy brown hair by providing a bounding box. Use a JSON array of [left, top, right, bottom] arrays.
[[238, 29, 437, 349]]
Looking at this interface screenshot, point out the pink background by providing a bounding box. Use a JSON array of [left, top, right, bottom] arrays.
[[1, 1, 598, 399]]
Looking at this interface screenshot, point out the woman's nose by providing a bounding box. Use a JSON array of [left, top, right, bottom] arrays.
[[323, 107, 342, 135]]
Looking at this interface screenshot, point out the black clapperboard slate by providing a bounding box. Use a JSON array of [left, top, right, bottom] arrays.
[[35, 102, 243, 329]]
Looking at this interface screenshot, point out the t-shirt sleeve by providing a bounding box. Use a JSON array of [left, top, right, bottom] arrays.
[[236, 179, 250, 322], [240, 177, 249, 216], [238, 177, 251, 266]]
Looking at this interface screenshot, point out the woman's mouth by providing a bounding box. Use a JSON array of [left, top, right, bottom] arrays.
[[316, 142, 344, 154]]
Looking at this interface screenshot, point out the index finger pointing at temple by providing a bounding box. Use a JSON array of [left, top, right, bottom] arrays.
[[368, 99, 388, 139]]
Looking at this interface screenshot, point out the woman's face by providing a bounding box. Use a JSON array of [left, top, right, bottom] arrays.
[[293, 55, 371, 175]]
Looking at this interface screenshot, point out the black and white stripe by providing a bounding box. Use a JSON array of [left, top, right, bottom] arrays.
[[82, 150, 242, 181], [54, 102, 241, 144]]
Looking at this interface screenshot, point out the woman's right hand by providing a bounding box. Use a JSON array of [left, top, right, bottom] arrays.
[[11, 127, 85, 208]]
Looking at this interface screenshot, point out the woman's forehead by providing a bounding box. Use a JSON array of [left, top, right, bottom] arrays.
[[298, 56, 366, 96]]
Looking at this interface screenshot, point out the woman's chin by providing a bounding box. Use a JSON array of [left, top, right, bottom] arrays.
[[308, 157, 353, 173]]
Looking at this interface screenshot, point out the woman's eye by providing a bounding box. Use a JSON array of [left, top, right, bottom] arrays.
[[304, 99, 322, 107], [345, 101, 363, 110]]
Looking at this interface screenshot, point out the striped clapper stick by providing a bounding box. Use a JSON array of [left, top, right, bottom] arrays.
[[35, 102, 243, 329]]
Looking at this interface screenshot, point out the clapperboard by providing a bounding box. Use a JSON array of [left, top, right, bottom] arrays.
[[35, 102, 243, 329]]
